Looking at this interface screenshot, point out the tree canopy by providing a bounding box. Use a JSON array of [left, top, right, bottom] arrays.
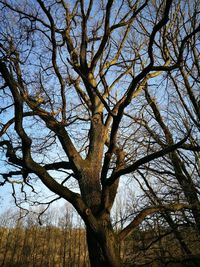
[[0, 0, 199, 266]]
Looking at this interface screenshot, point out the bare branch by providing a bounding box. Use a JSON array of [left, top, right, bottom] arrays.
[[119, 203, 198, 241], [105, 132, 190, 186]]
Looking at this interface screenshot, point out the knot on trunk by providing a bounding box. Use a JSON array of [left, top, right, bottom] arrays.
[[85, 208, 91, 216]]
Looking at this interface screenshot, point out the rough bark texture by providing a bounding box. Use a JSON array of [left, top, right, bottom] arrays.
[[79, 167, 121, 266], [86, 223, 121, 267]]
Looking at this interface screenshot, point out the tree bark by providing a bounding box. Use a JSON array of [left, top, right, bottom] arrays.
[[86, 224, 121, 267], [79, 167, 121, 266]]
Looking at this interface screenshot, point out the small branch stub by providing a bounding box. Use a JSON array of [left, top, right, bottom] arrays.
[[85, 208, 91, 215]]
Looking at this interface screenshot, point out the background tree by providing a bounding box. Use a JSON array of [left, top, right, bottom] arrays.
[[0, 0, 199, 266]]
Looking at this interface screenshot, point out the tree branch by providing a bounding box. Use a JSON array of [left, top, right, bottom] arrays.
[[105, 131, 190, 186], [119, 203, 198, 241]]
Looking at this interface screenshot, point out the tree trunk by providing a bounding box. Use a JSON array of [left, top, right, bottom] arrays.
[[86, 224, 121, 267], [79, 165, 121, 266]]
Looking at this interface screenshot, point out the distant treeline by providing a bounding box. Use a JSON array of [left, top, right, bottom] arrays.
[[0, 208, 200, 267], [0, 226, 88, 267]]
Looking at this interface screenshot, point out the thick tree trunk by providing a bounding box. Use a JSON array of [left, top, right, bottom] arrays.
[[86, 225, 121, 267], [78, 154, 121, 266]]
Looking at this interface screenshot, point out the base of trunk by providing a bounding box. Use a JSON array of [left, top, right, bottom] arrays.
[[86, 227, 121, 267]]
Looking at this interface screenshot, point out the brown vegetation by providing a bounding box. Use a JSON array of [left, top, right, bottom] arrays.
[[0, 207, 200, 267], [0, 216, 200, 266]]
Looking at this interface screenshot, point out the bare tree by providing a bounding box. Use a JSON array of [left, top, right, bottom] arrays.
[[0, 0, 199, 266], [126, 0, 200, 232]]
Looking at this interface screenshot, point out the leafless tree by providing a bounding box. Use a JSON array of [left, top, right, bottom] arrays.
[[0, 0, 199, 266]]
